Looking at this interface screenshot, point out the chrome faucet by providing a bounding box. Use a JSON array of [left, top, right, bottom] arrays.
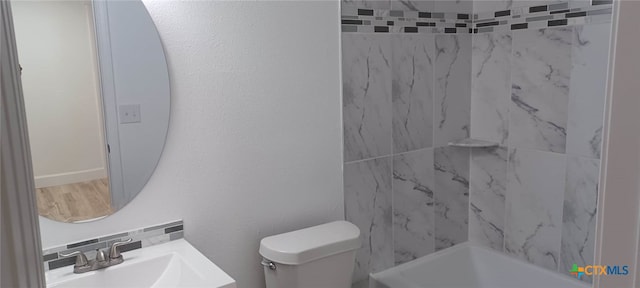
[[60, 238, 132, 274]]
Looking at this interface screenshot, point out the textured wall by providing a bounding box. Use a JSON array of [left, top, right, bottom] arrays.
[[39, 2, 344, 287]]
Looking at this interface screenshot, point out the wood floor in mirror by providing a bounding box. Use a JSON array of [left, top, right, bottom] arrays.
[[36, 178, 112, 222]]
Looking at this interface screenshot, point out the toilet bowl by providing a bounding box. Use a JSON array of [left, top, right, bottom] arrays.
[[259, 221, 361, 288]]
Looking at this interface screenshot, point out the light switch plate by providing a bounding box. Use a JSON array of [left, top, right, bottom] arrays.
[[119, 104, 141, 124]]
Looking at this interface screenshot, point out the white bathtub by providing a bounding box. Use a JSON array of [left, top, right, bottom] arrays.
[[369, 243, 590, 288]]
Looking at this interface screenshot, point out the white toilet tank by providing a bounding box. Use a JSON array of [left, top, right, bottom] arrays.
[[259, 221, 361, 288]]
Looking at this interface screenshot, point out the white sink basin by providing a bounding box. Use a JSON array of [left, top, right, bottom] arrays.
[[46, 239, 236, 288]]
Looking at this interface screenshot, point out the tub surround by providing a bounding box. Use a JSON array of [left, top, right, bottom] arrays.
[[342, 31, 472, 284], [470, 19, 610, 283], [342, 25, 472, 287], [342, 0, 611, 285], [41, 220, 184, 271]]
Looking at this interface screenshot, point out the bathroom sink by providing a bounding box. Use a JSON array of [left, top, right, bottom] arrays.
[[45, 239, 236, 288]]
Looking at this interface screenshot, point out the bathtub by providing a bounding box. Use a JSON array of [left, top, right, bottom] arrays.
[[369, 243, 589, 288]]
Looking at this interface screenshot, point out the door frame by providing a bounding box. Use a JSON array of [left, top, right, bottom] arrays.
[[0, 0, 46, 286]]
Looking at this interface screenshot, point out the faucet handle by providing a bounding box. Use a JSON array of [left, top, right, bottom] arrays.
[[59, 250, 89, 268], [95, 249, 108, 264], [109, 238, 133, 260]]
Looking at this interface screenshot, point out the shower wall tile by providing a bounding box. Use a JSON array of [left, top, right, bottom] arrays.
[[343, 34, 392, 162], [434, 146, 470, 251], [344, 157, 394, 283], [434, 0, 473, 13], [471, 32, 512, 146], [560, 156, 599, 283], [342, 0, 391, 11], [566, 24, 611, 160], [341, 2, 612, 281], [391, 0, 434, 11], [392, 35, 435, 153], [434, 34, 471, 147], [469, 147, 507, 251], [474, 0, 512, 13], [505, 148, 566, 271], [511, 0, 563, 8], [393, 149, 435, 265], [509, 27, 572, 153]]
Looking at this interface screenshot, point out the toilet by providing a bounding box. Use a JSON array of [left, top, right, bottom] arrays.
[[259, 221, 361, 288]]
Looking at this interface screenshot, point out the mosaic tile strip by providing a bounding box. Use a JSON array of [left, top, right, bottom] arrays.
[[472, 2, 612, 33], [342, 4, 474, 34], [42, 220, 184, 271], [341, 0, 612, 34]]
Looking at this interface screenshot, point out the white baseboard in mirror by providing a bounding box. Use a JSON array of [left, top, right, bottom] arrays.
[[34, 167, 107, 188]]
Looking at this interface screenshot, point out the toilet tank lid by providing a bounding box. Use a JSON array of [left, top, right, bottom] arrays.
[[259, 221, 361, 265]]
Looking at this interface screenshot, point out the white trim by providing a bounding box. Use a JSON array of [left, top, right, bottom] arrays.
[[34, 167, 107, 188], [92, 1, 126, 210], [0, 0, 45, 287], [85, 0, 109, 174]]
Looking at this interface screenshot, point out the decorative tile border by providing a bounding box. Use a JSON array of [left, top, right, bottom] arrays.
[[473, 1, 612, 33], [342, 5, 474, 34], [42, 220, 184, 271], [341, 0, 612, 34]]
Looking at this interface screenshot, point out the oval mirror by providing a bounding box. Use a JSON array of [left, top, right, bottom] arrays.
[[11, 0, 170, 223]]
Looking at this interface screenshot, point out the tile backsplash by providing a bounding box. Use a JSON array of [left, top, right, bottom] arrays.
[[42, 220, 184, 271], [341, 0, 612, 34], [342, 0, 611, 285]]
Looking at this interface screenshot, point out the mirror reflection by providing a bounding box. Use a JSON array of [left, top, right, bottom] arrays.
[[13, 0, 111, 222], [12, 0, 171, 223]]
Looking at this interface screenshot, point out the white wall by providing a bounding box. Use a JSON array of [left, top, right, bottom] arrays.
[[12, 1, 107, 188], [38, 1, 344, 287]]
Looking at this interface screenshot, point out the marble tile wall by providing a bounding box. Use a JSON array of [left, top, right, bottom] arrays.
[[342, 0, 473, 13], [504, 148, 566, 270], [469, 147, 507, 250], [434, 34, 472, 146], [342, 6, 472, 285], [434, 146, 470, 250], [392, 34, 434, 153], [392, 149, 435, 264], [344, 158, 394, 283], [510, 27, 572, 153], [343, 34, 392, 162], [468, 21, 611, 283], [470, 31, 511, 145], [343, 0, 612, 285]]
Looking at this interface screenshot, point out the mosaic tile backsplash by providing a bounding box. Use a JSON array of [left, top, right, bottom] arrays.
[[42, 220, 184, 271], [342, 0, 611, 285], [341, 0, 612, 33]]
